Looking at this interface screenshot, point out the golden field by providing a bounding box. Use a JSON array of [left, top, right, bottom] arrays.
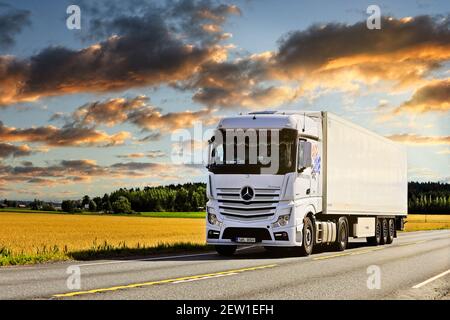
[[404, 214, 450, 232], [0, 212, 206, 255]]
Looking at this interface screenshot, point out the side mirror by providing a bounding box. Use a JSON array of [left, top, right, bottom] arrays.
[[298, 140, 312, 172]]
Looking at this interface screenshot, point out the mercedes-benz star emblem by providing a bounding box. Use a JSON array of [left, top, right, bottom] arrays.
[[240, 186, 254, 201]]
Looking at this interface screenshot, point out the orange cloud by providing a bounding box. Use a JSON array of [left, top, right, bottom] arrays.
[[0, 143, 32, 158], [0, 121, 130, 147], [387, 134, 450, 145], [394, 79, 450, 114]]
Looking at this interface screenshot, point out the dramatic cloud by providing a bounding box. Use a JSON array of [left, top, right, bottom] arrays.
[[387, 134, 450, 145], [0, 159, 202, 188], [0, 4, 31, 50], [72, 96, 149, 127], [184, 15, 450, 109], [0, 0, 239, 106], [0, 121, 130, 147], [275, 16, 450, 85], [127, 106, 217, 131], [59, 96, 217, 134], [394, 79, 450, 114], [0, 143, 32, 158]]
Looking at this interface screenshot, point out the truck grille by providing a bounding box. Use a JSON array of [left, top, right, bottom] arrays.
[[216, 187, 280, 219]]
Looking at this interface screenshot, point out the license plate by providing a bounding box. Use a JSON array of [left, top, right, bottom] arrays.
[[236, 237, 256, 243]]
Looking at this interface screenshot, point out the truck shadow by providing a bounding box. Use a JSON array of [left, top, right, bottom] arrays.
[[70, 240, 374, 262]]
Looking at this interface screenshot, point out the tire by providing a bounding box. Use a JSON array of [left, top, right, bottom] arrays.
[[333, 217, 349, 251], [297, 216, 314, 256], [215, 245, 237, 256], [367, 218, 381, 246], [380, 218, 388, 245], [386, 218, 395, 244]]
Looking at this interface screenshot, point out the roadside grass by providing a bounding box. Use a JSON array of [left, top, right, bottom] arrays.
[[0, 241, 211, 266], [140, 212, 205, 218], [405, 214, 450, 232]]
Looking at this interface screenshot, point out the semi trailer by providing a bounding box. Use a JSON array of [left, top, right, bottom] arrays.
[[206, 111, 407, 256]]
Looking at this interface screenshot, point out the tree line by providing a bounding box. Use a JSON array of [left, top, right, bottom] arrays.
[[408, 181, 450, 214], [3, 181, 449, 214], [62, 182, 207, 214]]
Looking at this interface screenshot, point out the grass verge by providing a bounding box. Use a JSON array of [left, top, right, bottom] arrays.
[[0, 241, 211, 266]]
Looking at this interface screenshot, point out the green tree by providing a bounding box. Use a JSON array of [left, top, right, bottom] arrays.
[[88, 200, 97, 212], [61, 200, 77, 213], [112, 196, 132, 214]]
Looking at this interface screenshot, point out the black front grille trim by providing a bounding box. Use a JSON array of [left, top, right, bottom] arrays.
[[221, 212, 273, 219], [222, 227, 272, 241], [218, 200, 277, 205], [219, 205, 276, 211]]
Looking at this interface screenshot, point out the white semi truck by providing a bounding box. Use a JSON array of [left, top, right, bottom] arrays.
[[206, 111, 407, 256]]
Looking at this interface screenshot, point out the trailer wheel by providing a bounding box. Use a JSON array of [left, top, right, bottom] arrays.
[[297, 216, 314, 256], [367, 218, 381, 246], [386, 219, 395, 244], [380, 219, 388, 244], [333, 217, 349, 251], [215, 245, 237, 256]]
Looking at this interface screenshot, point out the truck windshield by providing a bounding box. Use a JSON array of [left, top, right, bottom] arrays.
[[208, 128, 297, 175]]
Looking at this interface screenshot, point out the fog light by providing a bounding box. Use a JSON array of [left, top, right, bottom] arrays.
[[208, 230, 220, 239], [274, 232, 289, 241]]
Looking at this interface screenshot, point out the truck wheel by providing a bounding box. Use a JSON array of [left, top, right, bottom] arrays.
[[333, 217, 349, 251], [367, 218, 381, 246], [386, 219, 395, 244], [380, 219, 388, 244], [215, 245, 237, 256], [297, 216, 314, 256]]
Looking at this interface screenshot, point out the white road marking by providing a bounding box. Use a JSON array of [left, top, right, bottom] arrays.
[[412, 269, 450, 289], [77, 245, 257, 268]]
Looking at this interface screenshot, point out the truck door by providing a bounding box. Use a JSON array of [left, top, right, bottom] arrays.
[[295, 139, 312, 198]]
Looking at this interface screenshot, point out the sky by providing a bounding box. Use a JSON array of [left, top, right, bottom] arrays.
[[0, 0, 449, 201]]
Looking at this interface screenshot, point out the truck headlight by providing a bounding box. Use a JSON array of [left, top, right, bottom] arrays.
[[272, 214, 291, 228], [207, 207, 222, 226]]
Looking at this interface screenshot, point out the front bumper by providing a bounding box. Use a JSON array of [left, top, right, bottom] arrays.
[[206, 223, 300, 247]]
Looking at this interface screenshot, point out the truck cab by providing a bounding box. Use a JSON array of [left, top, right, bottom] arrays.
[[206, 111, 323, 256]]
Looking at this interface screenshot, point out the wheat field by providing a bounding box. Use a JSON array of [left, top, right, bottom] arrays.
[[404, 214, 450, 232], [0, 212, 206, 255]]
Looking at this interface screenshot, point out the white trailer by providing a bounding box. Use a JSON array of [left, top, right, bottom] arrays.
[[206, 111, 407, 256]]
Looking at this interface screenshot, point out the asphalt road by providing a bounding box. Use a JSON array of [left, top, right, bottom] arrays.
[[0, 230, 449, 300]]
